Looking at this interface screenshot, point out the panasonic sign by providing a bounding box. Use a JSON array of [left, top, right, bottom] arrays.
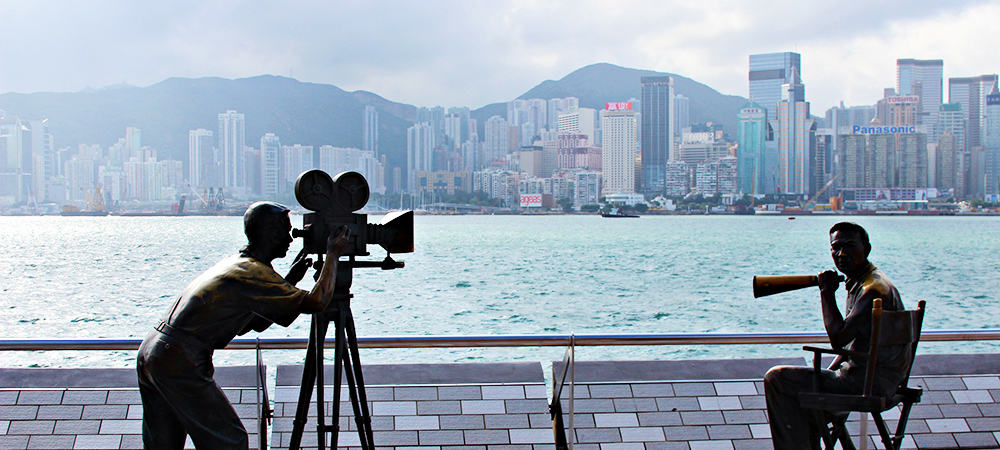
[[853, 125, 918, 134]]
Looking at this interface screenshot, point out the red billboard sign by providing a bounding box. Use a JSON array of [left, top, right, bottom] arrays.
[[605, 102, 633, 111], [520, 194, 543, 208]]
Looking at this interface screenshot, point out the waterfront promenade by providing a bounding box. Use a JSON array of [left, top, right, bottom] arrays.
[[2, 354, 999, 449]]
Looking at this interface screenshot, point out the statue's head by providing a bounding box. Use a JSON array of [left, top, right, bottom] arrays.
[[244, 202, 293, 260], [829, 221, 871, 274]]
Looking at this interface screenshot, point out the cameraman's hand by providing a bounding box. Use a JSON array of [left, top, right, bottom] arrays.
[[817, 270, 840, 294], [327, 226, 350, 257], [284, 249, 313, 285]]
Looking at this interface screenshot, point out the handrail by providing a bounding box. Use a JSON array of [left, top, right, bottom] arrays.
[[0, 329, 997, 351]]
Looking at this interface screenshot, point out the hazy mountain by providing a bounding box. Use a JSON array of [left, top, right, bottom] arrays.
[[0, 75, 415, 175], [472, 63, 748, 137], [0, 64, 747, 183]]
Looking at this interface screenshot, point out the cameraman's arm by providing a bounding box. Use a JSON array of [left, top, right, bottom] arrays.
[[285, 250, 314, 285], [298, 227, 350, 313]]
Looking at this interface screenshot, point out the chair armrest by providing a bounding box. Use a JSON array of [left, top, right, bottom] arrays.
[[802, 346, 869, 360]]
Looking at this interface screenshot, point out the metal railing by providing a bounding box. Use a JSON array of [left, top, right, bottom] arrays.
[[0, 329, 998, 351]]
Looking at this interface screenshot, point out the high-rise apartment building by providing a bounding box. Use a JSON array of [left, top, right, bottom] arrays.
[[448, 107, 471, 144], [260, 133, 281, 196], [188, 129, 214, 189], [281, 144, 314, 188], [407, 122, 435, 193], [948, 75, 999, 149], [508, 99, 547, 146], [937, 131, 961, 198], [838, 132, 927, 191], [363, 105, 378, 157], [557, 108, 597, 144], [770, 68, 816, 195], [547, 98, 579, 130], [218, 110, 245, 188], [601, 106, 638, 195], [749, 52, 801, 122], [896, 59, 943, 136], [483, 116, 510, 165], [640, 76, 674, 194], [737, 102, 767, 194], [444, 114, 463, 152]]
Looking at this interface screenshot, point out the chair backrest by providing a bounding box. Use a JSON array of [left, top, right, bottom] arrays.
[[864, 299, 927, 396]]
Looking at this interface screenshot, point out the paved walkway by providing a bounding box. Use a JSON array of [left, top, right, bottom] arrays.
[[2, 354, 999, 449]]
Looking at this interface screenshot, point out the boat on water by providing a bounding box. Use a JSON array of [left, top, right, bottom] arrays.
[[601, 207, 639, 218], [60, 210, 109, 217]]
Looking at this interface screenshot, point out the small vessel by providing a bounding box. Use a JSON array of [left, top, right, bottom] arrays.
[[601, 207, 639, 218], [60, 185, 109, 216]]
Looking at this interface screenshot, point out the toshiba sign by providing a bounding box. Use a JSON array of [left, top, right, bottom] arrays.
[[605, 102, 633, 111], [883, 96, 919, 103]]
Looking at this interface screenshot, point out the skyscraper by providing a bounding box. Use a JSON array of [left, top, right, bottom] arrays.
[[737, 102, 767, 194], [749, 52, 801, 122], [770, 68, 816, 195], [27, 119, 52, 200], [948, 74, 999, 149], [640, 76, 674, 194], [896, 59, 943, 136], [188, 129, 214, 188], [601, 105, 638, 195], [260, 133, 281, 196], [673, 94, 689, 135], [218, 110, 245, 188], [363, 105, 378, 157], [936, 103, 966, 197], [985, 83, 1000, 200]]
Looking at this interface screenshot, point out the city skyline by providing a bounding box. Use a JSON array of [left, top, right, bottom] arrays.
[[1, 2, 999, 112]]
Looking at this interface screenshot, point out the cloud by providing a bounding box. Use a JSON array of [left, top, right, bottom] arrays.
[[1, 0, 997, 112]]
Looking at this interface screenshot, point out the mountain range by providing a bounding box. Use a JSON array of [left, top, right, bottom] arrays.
[[0, 63, 748, 176]]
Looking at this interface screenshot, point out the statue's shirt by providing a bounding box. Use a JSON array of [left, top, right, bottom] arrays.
[[160, 254, 307, 349], [839, 262, 909, 392]]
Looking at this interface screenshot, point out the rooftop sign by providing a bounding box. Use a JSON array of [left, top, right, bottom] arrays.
[[853, 125, 918, 134], [605, 102, 633, 111], [883, 96, 920, 104]]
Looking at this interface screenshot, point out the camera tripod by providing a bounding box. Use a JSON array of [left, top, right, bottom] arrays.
[[288, 256, 402, 450]]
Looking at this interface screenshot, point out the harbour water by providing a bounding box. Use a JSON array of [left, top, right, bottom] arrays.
[[1, 214, 998, 369]]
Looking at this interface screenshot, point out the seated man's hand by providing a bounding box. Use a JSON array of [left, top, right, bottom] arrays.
[[327, 226, 350, 257], [817, 270, 840, 294]]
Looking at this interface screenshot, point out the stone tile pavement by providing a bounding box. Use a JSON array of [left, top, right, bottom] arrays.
[[271, 362, 553, 450], [3, 354, 1000, 449], [0, 366, 264, 449]]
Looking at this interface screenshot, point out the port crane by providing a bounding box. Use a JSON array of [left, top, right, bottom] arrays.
[[804, 174, 840, 209]]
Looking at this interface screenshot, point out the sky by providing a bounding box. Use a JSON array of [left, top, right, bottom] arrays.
[[2, 1, 999, 112]]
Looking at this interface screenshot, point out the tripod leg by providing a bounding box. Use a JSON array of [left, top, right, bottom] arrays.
[[315, 317, 330, 450], [345, 309, 375, 450], [328, 311, 348, 450], [288, 316, 321, 450]]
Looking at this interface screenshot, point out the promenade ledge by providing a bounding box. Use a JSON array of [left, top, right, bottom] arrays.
[[2, 332, 1000, 449]]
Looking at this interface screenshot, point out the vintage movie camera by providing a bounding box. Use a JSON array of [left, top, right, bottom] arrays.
[[292, 169, 413, 259]]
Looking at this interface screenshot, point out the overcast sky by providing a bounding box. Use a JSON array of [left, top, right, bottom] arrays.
[[2, 1, 998, 111]]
